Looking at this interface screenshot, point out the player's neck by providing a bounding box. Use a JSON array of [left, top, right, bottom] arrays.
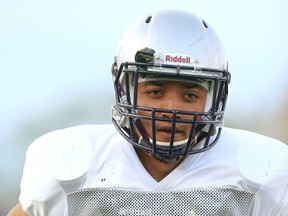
[[135, 148, 185, 182]]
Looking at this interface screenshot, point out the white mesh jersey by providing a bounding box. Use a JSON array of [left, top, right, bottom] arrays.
[[19, 124, 288, 215]]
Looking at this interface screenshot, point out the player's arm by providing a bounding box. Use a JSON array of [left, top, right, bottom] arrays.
[[7, 203, 28, 216]]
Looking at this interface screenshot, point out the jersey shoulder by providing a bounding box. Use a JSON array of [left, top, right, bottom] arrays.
[[27, 124, 118, 180], [221, 127, 288, 185]]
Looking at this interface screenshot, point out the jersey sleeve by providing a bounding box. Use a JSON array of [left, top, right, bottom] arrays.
[[19, 136, 68, 216]]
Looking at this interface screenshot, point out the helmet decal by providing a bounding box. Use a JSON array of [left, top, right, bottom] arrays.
[[164, 54, 199, 65]]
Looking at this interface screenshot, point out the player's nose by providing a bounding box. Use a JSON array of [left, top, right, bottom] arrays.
[[159, 97, 182, 118]]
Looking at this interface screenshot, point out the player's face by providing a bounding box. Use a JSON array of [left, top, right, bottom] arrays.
[[136, 80, 208, 143]]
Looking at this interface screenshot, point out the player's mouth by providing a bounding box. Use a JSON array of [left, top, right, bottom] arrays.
[[157, 125, 185, 141]]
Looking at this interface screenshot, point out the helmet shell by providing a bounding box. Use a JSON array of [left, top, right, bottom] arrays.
[[116, 9, 227, 71]]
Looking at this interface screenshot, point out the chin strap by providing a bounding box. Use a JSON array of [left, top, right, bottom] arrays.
[[138, 137, 189, 147], [138, 137, 181, 163], [138, 132, 207, 163], [134, 118, 208, 163]]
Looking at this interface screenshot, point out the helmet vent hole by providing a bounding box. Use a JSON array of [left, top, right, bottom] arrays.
[[202, 19, 208, 28], [145, 15, 152, 23]]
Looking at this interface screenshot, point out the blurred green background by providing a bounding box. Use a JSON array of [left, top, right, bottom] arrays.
[[1, 0, 288, 215]]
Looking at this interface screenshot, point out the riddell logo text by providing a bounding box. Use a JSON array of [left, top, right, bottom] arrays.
[[165, 55, 191, 64]]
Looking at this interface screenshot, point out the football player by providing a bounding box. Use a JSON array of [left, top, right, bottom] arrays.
[[8, 9, 288, 215]]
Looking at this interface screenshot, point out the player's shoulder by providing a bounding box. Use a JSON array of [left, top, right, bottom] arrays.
[[220, 127, 288, 165], [26, 124, 118, 180], [28, 123, 118, 157], [221, 127, 288, 185]]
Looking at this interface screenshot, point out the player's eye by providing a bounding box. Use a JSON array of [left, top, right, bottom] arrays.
[[184, 93, 198, 98], [183, 92, 199, 102], [146, 89, 163, 97]]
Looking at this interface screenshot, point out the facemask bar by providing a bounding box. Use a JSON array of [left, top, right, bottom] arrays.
[[112, 61, 230, 159]]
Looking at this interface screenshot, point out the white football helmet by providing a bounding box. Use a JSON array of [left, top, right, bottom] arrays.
[[111, 9, 231, 162]]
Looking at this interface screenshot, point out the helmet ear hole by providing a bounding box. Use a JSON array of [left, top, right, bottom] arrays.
[[202, 19, 208, 28], [145, 15, 152, 23]]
